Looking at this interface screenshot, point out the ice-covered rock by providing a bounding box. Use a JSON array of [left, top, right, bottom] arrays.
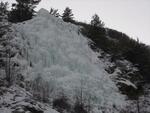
[[37, 8, 50, 17], [0, 85, 58, 113], [2, 8, 127, 113]]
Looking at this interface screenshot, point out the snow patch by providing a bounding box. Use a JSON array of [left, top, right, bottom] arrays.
[[118, 78, 137, 89]]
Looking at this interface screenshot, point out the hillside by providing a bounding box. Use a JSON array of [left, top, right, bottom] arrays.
[[0, 8, 150, 113]]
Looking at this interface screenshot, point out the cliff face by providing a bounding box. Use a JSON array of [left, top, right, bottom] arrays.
[[0, 8, 149, 113]]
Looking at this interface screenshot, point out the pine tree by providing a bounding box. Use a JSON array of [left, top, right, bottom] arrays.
[[9, 0, 41, 23], [0, 1, 21, 85], [0, 2, 8, 22], [91, 14, 104, 28], [0, 2, 12, 85], [0, 1, 9, 63], [62, 7, 74, 22]]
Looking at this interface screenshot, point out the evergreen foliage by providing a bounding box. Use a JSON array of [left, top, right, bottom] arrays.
[[91, 14, 105, 28], [71, 15, 150, 96], [8, 0, 41, 23], [0, 2, 23, 86], [74, 102, 88, 113], [0, 22, 19, 86], [0, 2, 9, 19], [0, 2, 11, 85], [0, 2, 8, 37], [62, 7, 74, 22], [53, 96, 71, 113]]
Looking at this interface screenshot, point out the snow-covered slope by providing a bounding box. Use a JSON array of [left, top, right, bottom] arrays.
[[0, 85, 59, 113], [7, 9, 126, 113]]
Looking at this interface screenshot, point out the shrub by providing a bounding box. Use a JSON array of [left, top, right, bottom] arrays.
[[73, 102, 88, 113], [53, 96, 71, 113]]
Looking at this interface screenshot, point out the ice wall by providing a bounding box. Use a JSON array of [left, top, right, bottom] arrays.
[[13, 9, 125, 113]]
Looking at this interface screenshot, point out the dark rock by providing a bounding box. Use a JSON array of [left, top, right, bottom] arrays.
[[25, 106, 44, 113], [12, 105, 44, 113]]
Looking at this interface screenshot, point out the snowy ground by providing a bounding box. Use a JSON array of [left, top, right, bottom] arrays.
[[0, 85, 59, 113]]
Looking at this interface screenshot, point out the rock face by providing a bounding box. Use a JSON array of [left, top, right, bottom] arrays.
[[12, 8, 126, 112], [1, 8, 126, 113], [0, 85, 60, 113], [2, 8, 150, 113], [0, 86, 42, 113], [12, 106, 44, 113]]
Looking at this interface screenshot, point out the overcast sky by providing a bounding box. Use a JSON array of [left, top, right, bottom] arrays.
[[2, 0, 150, 45]]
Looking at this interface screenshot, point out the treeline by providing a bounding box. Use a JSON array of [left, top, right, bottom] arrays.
[[60, 7, 150, 84], [107, 29, 150, 82], [0, 0, 74, 23], [77, 20, 150, 83]]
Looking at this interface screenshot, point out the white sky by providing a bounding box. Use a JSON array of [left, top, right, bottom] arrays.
[[1, 0, 150, 45]]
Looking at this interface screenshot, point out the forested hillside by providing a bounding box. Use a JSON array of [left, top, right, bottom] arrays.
[[0, 1, 150, 113]]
